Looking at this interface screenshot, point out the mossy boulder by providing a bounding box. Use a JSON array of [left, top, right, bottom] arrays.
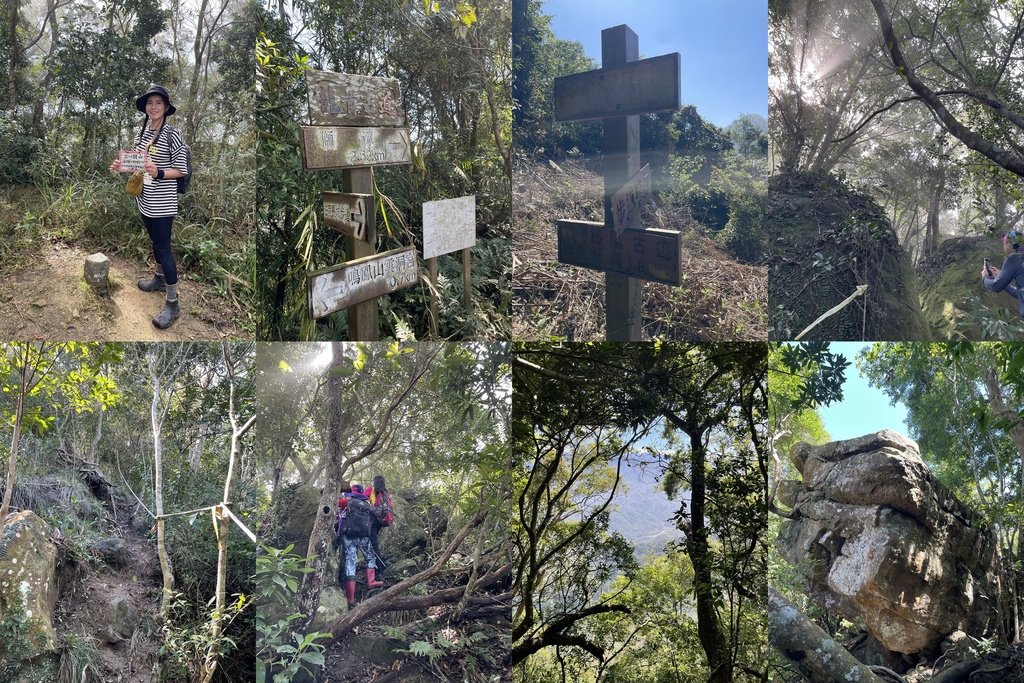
[[917, 236, 1022, 339], [0, 511, 59, 657], [768, 172, 931, 340], [266, 482, 319, 558]]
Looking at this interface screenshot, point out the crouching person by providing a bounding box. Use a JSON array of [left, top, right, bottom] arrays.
[[337, 483, 383, 608]]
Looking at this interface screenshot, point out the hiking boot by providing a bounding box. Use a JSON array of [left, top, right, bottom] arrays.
[[137, 272, 166, 292], [344, 579, 357, 608], [152, 299, 179, 329], [366, 568, 383, 589]]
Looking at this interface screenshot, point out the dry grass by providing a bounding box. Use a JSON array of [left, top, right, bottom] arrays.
[[511, 158, 767, 340]]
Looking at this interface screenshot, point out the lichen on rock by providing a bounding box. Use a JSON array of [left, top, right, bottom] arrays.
[[777, 430, 998, 654]]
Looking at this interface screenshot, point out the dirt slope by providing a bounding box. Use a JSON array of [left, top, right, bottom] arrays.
[[0, 241, 239, 340]]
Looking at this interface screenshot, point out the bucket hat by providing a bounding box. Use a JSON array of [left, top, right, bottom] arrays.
[[135, 84, 176, 117]]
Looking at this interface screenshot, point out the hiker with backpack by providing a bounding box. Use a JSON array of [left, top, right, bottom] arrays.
[[365, 475, 395, 573], [982, 230, 1024, 316], [108, 84, 191, 329], [336, 483, 383, 608]]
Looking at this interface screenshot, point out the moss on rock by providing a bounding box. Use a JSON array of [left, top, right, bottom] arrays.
[[768, 172, 931, 340], [917, 236, 1022, 339]]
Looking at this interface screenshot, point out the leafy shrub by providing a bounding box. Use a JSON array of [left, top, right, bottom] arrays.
[[256, 545, 331, 683], [0, 112, 41, 185]]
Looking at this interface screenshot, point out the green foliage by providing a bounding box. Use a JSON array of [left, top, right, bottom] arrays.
[[57, 632, 102, 683], [0, 592, 44, 679], [395, 628, 491, 674], [0, 112, 41, 185], [160, 591, 248, 682], [256, 545, 331, 683]]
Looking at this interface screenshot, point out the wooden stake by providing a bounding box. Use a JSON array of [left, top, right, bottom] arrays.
[[602, 25, 643, 341], [428, 256, 439, 338], [462, 248, 472, 313], [342, 167, 378, 340]]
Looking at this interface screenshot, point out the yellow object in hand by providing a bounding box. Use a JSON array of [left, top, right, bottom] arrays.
[[126, 171, 144, 196]]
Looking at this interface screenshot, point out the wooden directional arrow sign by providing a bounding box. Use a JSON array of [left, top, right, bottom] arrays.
[[306, 71, 404, 127], [557, 219, 682, 286], [610, 163, 653, 236], [300, 126, 412, 170], [307, 245, 419, 319], [553, 53, 680, 121], [323, 192, 371, 241]]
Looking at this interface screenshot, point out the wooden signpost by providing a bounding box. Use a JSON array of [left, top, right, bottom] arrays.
[[610, 163, 653, 236], [300, 126, 411, 170], [307, 246, 419, 319], [300, 70, 415, 338], [323, 192, 371, 241], [422, 196, 477, 337], [306, 71, 404, 127], [553, 25, 682, 341]]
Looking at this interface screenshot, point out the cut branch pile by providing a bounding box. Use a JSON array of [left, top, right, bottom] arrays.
[[512, 158, 767, 340]]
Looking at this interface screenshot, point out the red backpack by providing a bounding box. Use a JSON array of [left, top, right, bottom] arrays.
[[368, 488, 395, 527]]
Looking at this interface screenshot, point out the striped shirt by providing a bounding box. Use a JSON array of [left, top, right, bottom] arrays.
[[133, 125, 189, 218]]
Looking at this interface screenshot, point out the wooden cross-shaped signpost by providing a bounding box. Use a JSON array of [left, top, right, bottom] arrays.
[[553, 25, 682, 341], [300, 70, 415, 340]]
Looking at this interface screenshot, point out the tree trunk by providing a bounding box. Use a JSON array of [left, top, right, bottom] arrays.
[[7, 0, 19, 109], [198, 344, 254, 683], [297, 343, 345, 625], [0, 359, 27, 530], [149, 359, 175, 623], [768, 587, 883, 682], [687, 430, 733, 682]]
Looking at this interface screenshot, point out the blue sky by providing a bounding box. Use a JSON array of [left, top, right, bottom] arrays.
[[818, 343, 911, 440], [542, 0, 768, 127]]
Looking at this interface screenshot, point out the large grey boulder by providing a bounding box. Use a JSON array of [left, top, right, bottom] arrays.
[[777, 430, 998, 654], [0, 511, 60, 656]]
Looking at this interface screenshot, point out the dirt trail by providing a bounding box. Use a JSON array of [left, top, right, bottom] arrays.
[[0, 241, 239, 340]]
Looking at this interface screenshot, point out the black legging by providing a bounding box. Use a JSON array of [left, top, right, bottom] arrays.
[[370, 523, 387, 571], [142, 215, 178, 285]]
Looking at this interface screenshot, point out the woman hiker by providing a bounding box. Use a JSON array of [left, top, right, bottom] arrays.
[[982, 229, 1024, 317], [109, 84, 189, 329]]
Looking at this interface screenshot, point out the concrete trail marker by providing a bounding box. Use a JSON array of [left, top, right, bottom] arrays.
[[307, 245, 419, 319], [323, 192, 371, 241], [301, 126, 412, 171], [552, 24, 682, 341], [306, 70, 404, 127]]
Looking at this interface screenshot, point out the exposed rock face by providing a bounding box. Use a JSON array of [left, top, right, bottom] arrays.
[[777, 430, 998, 654], [266, 482, 319, 557], [0, 511, 60, 655], [89, 538, 129, 568], [96, 594, 139, 644]]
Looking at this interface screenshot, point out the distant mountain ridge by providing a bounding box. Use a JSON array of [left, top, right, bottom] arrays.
[[607, 459, 684, 558]]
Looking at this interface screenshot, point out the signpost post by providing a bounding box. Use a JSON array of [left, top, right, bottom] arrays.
[[552, 25, 681, 341], [422, 196, 477, 338], [300, 70, 415, 339]]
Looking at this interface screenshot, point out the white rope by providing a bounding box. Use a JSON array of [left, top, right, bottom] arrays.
[[794, 285, 869, 340], [221, 505, 259, 544]]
